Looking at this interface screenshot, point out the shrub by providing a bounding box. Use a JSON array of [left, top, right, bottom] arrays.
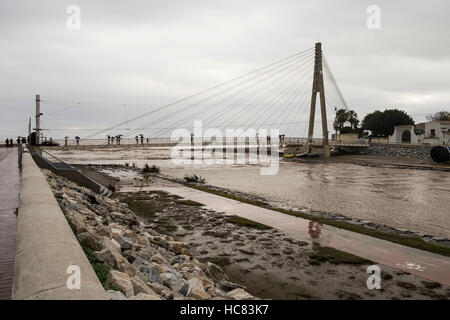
[[184, 174, 206, 184], [142, 164, 160, 174]]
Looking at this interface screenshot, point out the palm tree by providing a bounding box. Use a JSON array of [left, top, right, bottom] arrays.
[[346, 110, 359, 130], [333, 109, 348, 131]]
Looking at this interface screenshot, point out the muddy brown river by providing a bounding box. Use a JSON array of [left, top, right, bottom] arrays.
[[47, 148, 450, 238]]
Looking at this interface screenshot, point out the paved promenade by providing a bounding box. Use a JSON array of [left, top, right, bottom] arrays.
[[0, 148, 20, 299]]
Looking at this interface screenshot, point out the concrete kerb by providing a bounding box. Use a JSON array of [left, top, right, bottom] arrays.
[[12, 153, 108, 300]]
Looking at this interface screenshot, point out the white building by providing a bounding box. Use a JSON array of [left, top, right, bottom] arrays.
[[389, 120, 450, 145]]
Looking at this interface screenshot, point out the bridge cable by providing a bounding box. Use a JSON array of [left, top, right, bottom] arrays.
[[135, 52, 315, 138], [83, 47, 314, 139], [123, 50, 314, 138]]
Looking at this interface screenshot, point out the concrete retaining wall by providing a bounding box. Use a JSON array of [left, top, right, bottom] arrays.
[[30, 152, 109, 195], [12, 153, 107, 300]]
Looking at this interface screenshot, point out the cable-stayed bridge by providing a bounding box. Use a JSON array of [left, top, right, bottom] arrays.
[[33, 42, 367, 156]]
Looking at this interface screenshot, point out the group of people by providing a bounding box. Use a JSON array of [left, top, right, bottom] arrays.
[[135, 135, 149, 144], [107, 135, 122, 145], [63, 136, 80, 146], [106, 135, 150, 145], [4, 137, 26, 147]]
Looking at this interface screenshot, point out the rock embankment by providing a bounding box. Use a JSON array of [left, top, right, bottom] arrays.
[[44, 170, 256, 300], [368, 143, 432, 159]]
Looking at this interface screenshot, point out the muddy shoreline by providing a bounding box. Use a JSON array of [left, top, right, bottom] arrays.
[[108, 169, 450, 300], [118, 187, 450, 299]]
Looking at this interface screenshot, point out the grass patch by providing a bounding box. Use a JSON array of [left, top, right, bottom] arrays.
[[186, 184, 450, 257], [117, 191, 186, 219], [125, 200, 159, 217], [225, 215, 272, 230], [118, 190, 181, 201], [83, 248, 120, 291], [308, 246, 371, 265], [83, 247, 110, 286], [61, 210, 114, 290], [175, 199, 204, 206]]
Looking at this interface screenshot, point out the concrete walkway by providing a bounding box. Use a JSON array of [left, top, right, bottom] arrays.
[[12, 153, 107, 299], [0, 148, 20, 299], [127, 185, 450, 287]]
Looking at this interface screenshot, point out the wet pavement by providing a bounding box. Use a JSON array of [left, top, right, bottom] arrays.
[[0, 148, 20, 300], [122, 185, 450, 287]]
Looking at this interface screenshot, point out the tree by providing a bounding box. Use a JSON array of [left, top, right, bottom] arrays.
[[362, 109, 414, 137], [346, 110, 359, 129], [333, 108, 348, 131], [426, 111, 450, 121]]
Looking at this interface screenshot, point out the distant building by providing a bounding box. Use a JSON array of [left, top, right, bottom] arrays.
[[389, 120, 450, 145]]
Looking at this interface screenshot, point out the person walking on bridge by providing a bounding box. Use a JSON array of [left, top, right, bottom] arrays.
[[9, 138, 13, 147], [5, 138, 9, 148]]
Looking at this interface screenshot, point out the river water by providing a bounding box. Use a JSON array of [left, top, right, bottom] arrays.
[[47, 147, 450, 238]]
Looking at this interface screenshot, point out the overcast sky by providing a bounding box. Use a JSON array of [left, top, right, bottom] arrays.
[[1, 0, 449, 140]]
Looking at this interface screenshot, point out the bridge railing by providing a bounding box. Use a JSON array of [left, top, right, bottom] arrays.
[[331, 139, 370, 147], [284, 137, 370, 147], [48, 137, 216, 146]]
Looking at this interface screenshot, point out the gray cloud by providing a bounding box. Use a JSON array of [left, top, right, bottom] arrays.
[[1, 0, 449, 139]]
